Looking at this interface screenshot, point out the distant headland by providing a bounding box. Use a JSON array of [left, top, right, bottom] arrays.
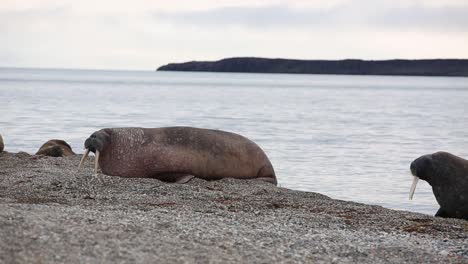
[[157, 57, 468, 77]]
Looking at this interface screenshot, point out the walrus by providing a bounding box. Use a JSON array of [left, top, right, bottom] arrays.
[[409, 151, 468, 220], [0, 134, 4, 152], [0, 134, 3, 152], [36, 139, 76, 157], [78, 127, 277, 185]]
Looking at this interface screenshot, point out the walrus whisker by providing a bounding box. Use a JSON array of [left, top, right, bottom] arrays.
[[409, 176, 419, 200], [78, 149, 90, 169], [94, 150, 100, 174]]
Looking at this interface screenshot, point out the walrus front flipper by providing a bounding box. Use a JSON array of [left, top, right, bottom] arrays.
[[435, 208, 449, 218], [151, 172, 195, 184], [175, 174, 196, 184]]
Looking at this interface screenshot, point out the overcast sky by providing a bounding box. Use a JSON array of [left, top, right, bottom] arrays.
[[1, 0, 468, 70]]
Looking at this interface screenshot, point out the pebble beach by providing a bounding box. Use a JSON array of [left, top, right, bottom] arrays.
[[0, 151, 467, 263]]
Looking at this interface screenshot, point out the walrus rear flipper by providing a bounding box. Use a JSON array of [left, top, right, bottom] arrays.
[[435, 208, 449, 218], [256, 164, 277, 186]]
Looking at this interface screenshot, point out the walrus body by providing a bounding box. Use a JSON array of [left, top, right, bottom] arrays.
[[36, 139, 75, 157], [0, 134, 4, 152], [410, 151, 468, 220], [80, 127, 277, 185]]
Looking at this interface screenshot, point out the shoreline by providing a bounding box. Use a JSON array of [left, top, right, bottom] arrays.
[[1, 151, 467, 263]]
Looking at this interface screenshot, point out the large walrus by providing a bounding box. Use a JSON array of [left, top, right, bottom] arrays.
[[78, 127, 277, 185], [409, 151, 468, 220], [0, 134, 4, 152], [36, 139, 76, 157]]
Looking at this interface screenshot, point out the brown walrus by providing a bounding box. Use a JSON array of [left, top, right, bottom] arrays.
[[78, 127, 277, 185], [0, 134, 4, 152], [36, 139, 76, 157], [409, 151, 468, 220]]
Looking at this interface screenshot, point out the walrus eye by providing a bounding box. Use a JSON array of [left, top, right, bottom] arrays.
[[78, 149, 90, 170], [409, 176, 419, 200]]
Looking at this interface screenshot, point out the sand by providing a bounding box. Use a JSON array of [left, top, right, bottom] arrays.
[[0, 151, 467, 263]]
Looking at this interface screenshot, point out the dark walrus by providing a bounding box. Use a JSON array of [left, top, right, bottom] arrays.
[[78, 127, 277, 185], [410, 151, 468, 220], [36, 139, 76, 157], [0, 134, 4, 152]]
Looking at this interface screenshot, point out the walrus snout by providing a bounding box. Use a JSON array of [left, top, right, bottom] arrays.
[[410, 155, 433, 180], [409, 154, 434, 200], [84, 136, 102, 153], [84, 130, 111, 153], [410, 161, 417, 176], [79, 130, 111, 174]]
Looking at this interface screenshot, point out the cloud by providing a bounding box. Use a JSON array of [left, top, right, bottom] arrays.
[[154, 5, 321, 29], [153, 1, 468, 32], [0, 0, 467, 69], [0, 0, 345, 13], [369, 5, 468, 31]]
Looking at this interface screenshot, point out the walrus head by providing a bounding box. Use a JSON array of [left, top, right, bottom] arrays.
[[409, 151, 463, 200], [409, 154, 432, 200], [84, 130, 111, 153], [78, 129, 112, 173]]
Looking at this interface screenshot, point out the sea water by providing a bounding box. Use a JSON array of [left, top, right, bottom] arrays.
[[1, 67, 467, 215]]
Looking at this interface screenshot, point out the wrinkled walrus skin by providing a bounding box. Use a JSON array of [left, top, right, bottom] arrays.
[[410, 151, 468, 220], [36, 139, 76, 157], [81, 127, 277, 185]]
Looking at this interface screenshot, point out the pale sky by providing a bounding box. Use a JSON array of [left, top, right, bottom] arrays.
[[1, 0, 468, 70]]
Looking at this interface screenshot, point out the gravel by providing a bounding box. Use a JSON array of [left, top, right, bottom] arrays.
[[0, 151, 467, 263]]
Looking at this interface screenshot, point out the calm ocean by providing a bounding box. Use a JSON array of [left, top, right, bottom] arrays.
[[1, 67, 467, 215]]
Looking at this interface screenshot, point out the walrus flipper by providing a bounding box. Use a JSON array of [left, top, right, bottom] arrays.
[[255, 164, 277, 185], [150, 172, 195, 184], [435, 208, 449, 218], [175, 174, 196, 184]]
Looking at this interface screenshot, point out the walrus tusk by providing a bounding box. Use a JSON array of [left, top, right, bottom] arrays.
[[94, 150, 100, 174], [409, 176, 419, 200], [78, 149, 90, 169]]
